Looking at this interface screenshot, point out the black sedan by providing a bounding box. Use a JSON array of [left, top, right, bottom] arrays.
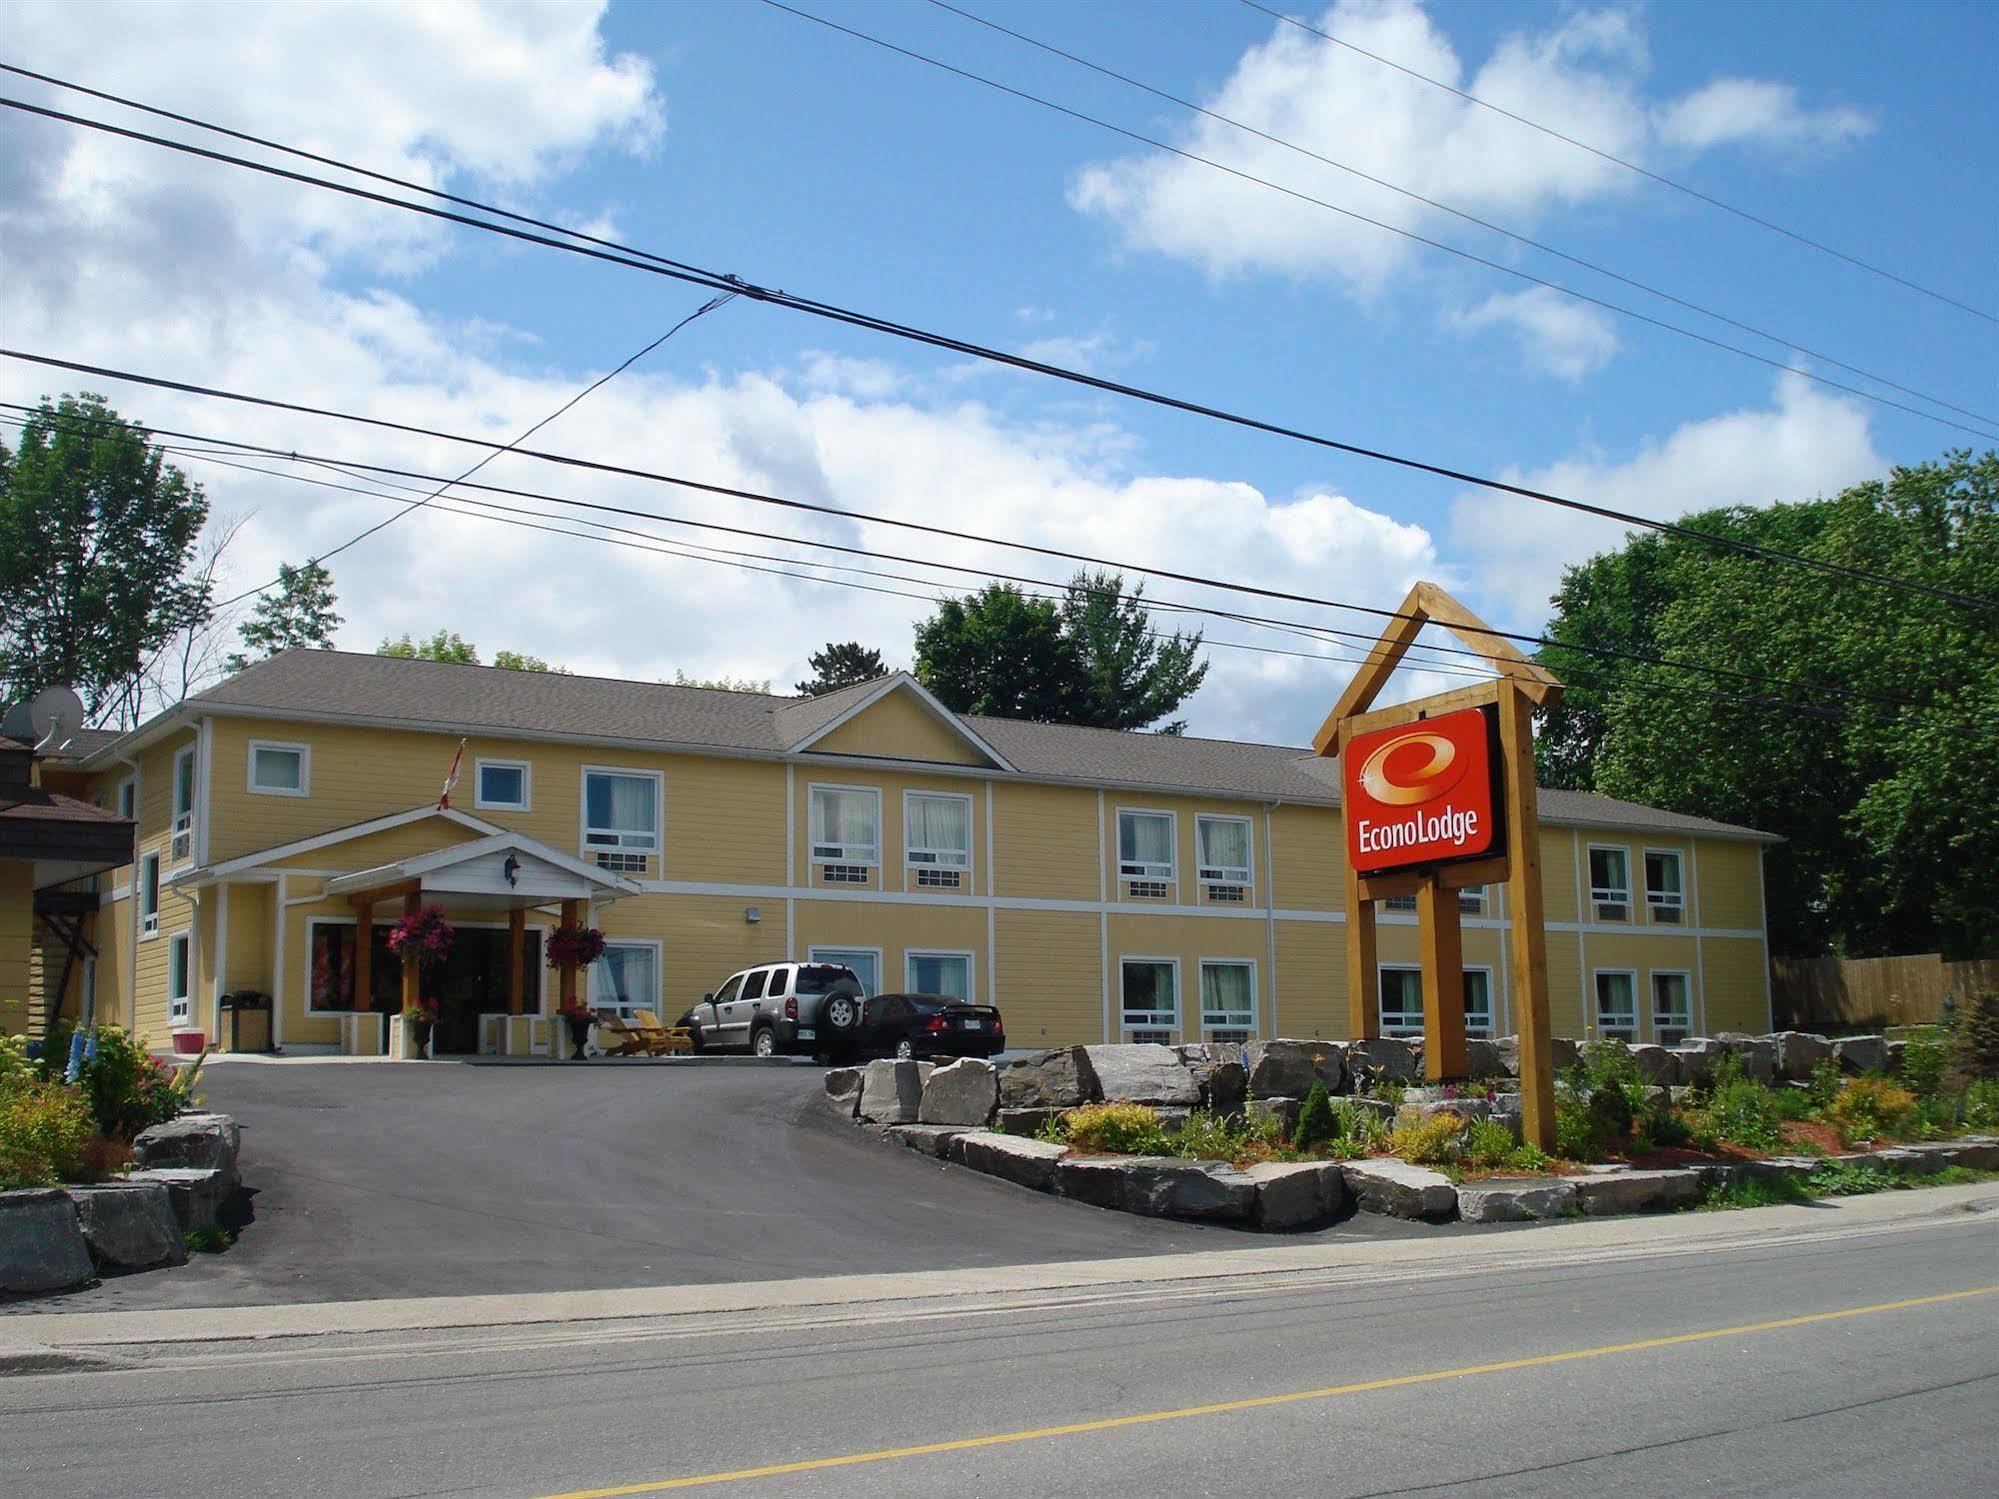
[[836, 993, 1006, 1061]]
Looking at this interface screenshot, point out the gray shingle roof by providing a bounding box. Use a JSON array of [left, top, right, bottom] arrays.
[[100, 649, 1771, 841]]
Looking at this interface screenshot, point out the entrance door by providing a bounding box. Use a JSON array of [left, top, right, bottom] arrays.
[[430, 928, 542, 1053]]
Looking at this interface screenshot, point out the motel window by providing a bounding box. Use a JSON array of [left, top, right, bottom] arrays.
[[117, 775, 137, 822], [907, 951, 973, 1002], [170, 745, 196, 864], [905, 792, 971, 889], [167, 932, 192, 1025], [248, 741, 309, 797], [1196, 815, 1252, 902], [1645, 851, 1685, 925], [1458, 885, 1487, 917], [811, 786, 881, 872], [583, 769, 660, 872], [307, 923, 397, 1014], [1652, 972, 1693, 1046], [476, 759, 531, 812], [1383, 894, 1417, 914], [1594, 971, 1638, 1039], [1118, 811, 1176, 897], [139, 852, 161, 936], [1200, 960, 1255, 1042], [592, 943, 660, 1014], [810, 947, 880, 996], [1120, 959, 1178, 1041], [1588, 846, 1631, 922], [1381, 967, 1492, 1039]]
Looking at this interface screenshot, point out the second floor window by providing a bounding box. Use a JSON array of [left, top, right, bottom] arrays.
[[139, 852, 161, 936], [1588, 846, 1630, 922], [811, 786, 880, 866], [476, 760, 531, 812], [248, 741, 308, 797], [904, 792, 970, 877], [584, 770, 658, 870], [1118, 810, 1175, 882], [170, 745, 196, 864], [1645, 850, 1685, 923], [1196, 815, 1252, 898]]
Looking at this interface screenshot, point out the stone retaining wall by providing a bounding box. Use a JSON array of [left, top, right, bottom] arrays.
[[0, 1112, 241, 1298]]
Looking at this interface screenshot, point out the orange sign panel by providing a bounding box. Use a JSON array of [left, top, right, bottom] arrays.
[[1344, 706, 1502, 874]]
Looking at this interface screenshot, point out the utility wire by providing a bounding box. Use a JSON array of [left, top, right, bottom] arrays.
[[903, 0, 1992, 428], [0, 88, 1990, 613], [755, 0, 1996, 439], [1, 390, 1966, 723], [1234, 0, 1999, 325]]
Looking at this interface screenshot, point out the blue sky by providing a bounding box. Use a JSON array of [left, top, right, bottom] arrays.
[[4, 0, 1994, 739]]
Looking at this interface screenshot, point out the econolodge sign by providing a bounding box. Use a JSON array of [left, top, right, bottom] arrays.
[[1344, 705, 1503, 874]]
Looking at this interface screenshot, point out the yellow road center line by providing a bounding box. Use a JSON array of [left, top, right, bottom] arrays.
[[538, 1284, 1999, 1497]]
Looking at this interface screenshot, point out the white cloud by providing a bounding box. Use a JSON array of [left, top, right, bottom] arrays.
[[1071, 0, 1871, 296], [1656, 79, 1874, 153], [1449, 372, 1883, 627], [1448, 288, 1618, 379], [1017, 325, 1157, 375]]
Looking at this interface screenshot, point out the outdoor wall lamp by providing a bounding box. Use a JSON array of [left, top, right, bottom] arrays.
[[744, 906, 761, 924], [503, 854, 521, 887]]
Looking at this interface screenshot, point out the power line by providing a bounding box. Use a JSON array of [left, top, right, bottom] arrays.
[[1, 389, 1966, 722], [1234, 0, 1999, 326], [888, 0, 1995, 429], [0, 91, 1989, 612]]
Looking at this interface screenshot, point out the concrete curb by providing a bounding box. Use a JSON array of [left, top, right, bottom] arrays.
[[8, 1181, 1992, 1352]]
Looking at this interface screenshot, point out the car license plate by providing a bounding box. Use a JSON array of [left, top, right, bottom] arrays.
[[798, 1028, 816, 1040], [961, 1018, 983, 1030]]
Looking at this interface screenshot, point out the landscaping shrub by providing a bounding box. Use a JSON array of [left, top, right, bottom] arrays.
[[1693, 1056, 1786, 1153], [1171, 1109, 1260, 1163], [1826, 1077, 1920, 1146], [1062, 1102, 1169, 1155], [1293, 1082, 1337, 1151], [76, 1026, 183, 1139], [1386, 1112, 1465, 1166], [1805, 1059, 1843, 1111], [1898, 1027, 1951, 1100], [0, 1081, 95, 1189], [1963, 1078, 1999, 1132], [1951, 988, 1999, 1080], [1701, 1173, 1809, 1211], [1638, 1095, 1693, 1150], [1555, 1091, 1610, 1161]]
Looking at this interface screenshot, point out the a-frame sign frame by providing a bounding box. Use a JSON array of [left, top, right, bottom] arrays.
[[1313, 581, 1563, 1153]]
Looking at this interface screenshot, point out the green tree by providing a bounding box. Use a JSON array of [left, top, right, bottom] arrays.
[[795, 641, 889, 695], [0, 393, 212, 723], [226, 560, 341, 673], [671, 668, 771, 692], [1061, 570, 1208, 734], [377, 630, 480, 664], [1535, 451, 1999, 959], [914, 583, 1080, 721], [492, 650, 569, 674]]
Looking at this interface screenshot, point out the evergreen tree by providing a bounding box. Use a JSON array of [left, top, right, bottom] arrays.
[[226, 560, 341, 673], [795, 641, 889, 695]]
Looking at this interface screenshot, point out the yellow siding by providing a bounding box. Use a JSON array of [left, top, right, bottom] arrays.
[[269, 815, 474, 872], [805, 688, 993, 766], [1698, 841, 1765, 930], [993, 782, 1098, 901], [597, 894, 783, 1015], [1274, 920, 1342, 1040], [996, 909, 1102, 1046], [0, 863, 33, 1034], [1541, 828, 1581, 924], [792, 898, 989, 1000], [1099, 791, 1274, 909], [794, 767, 989, 897], [1104, 912, 1268, 1047], [1270, 804, 1339, 911], [1701, 937, 1772, 1034]]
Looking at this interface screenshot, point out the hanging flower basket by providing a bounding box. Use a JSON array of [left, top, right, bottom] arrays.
[[387, 906, 455, 969], [547, 924, 608, 970]]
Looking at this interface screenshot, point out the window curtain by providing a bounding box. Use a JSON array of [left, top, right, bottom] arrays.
[[1648, 855, 1682, 898], [1120, 814, 1173, 866], [1121, 960, 1175, 1019], [910, 953, 970, 1000], [907, 795, 968, 855], [813, 790, 877, 848], [589, 773, 655, 834], [1201, 964, 1252, 1022], [593, 944, 657, 1010], [1590, 848, 1628, 892], [1198, 818, 1249, 873]]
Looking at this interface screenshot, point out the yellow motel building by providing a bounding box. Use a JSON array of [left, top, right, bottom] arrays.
[[17, 649, 1777, 1057]]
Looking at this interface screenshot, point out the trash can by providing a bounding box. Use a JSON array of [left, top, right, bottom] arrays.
[[218, 989, 275, 1054]]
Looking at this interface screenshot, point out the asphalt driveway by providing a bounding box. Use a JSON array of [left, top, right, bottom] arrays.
[[10, 1059, 1451, 1311]]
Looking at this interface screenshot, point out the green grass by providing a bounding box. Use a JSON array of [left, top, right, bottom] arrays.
[[1698, 1161, 1999, 1212], [184, 1224, 234, 1254]]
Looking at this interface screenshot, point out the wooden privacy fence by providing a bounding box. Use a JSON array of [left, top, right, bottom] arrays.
[[1773, 954, 1999, 1029]]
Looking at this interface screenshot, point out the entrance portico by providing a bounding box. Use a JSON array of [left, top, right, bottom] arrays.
[[323, 832, 639, 1055]]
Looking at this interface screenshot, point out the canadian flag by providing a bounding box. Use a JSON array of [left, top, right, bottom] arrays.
[[439, 738, 466, 810]]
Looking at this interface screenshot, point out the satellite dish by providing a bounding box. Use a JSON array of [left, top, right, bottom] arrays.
[[0, 701, 34, 744], [27, 685, 86, 750]]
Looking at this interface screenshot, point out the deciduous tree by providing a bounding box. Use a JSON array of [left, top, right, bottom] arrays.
[[227, 560, 341, 673]]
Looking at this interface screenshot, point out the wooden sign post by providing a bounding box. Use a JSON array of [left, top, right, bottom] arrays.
[[1314, 582, 1562, 1152]]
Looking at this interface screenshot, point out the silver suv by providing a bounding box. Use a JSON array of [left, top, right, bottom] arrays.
[[677, 961, 866, 1058]]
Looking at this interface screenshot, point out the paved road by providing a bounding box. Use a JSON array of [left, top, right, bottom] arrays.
[[5, 1192, 1993, 1497], [12, 1059, 1440, 1313]]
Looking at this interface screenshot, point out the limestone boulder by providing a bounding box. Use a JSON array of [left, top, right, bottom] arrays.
[[949, 1131, 1067, 1192], [1833, 1034, 1889, 1075], [1456, 1177, 1577, 1223], [1245, 1040, 1349, 1099], [1948, 1137, 1999, 1171], [998, 1047, 1092, 1109], [1078, 1045, 1202, 1106], [0, 1189, 95, 1295], [1464, 1038, 1509, 1080], [918, 1058, 999, 1126], [1733, 1156, 1819, 1187], [1495, 1036, 1579, 1078], [1717, 1035, 1777, 1083], [885, 1124, 976, 1160], [1885, 1040, 1908, 1075], [1627, 1045, 1677, 1086], [998, 1107, 1066, 1138], [1055, 1156, 1256, 1222], [823, 1067, 863, 1117], [1771, 1031, 1833, 1082], [857, 1059, 934, 1125], [1348, 1037, 1424, 1086], [1247, 1096, 1301, 1139], [1572, 1167, 1704, 1216], [1243, 1161, 1346, 1231], [1670, 1039, 1725, 1087], [1340, 1159, 1456, 1220], [133, 1113, 242, 1191], [66, 1182, 185, 1270], [124, 1167, 226, 1233]]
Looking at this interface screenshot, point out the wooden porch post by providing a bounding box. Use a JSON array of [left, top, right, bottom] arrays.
[[1416, 878, 1468, 1082], [507, 906, 525, 1016], [400, 889, 421, 1016], [558, 897, 581, 1010], [353, 899, 374, 1012], [1499, 679, 1557, 1153]]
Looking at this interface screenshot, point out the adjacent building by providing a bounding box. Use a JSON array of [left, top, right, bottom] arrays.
[[19, 650, 1776, 1055]]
